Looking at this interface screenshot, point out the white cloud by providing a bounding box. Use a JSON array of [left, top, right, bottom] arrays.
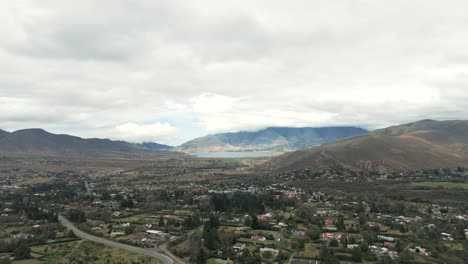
[[112, 122, 178, 143]]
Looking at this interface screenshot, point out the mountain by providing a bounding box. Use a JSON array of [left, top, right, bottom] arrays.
[[267, 120, 468, 172], [136, 142, 173, 150], [0, 128, 179, 158], [176, 126, 368, 152], [0, 129, 10, 139]]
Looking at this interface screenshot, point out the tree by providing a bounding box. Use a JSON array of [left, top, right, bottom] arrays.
[[68, 230, 77, 238], [244, 216, 252, 227], [399, 224, 407, 233], [320, 244, 339, 264], [158, 215, 165, 227], [351, 248, 362, 262], [124, 225, 135, 235], [195, 248, 206, 264], [204, 227, 219, 250], [329, 239, 339, 247], [250, 214, 259, 230], [358, 213, 368, 226], [336, 215, 346, 231], [67, 209, 86, 223], [427, 206, 433, 215], [340, 235, 348, 247], [14, 244, 31, 260]]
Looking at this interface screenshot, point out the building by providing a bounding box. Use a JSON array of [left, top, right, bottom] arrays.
[[232, 243, 246, 252], [322, 233, 342, 240]]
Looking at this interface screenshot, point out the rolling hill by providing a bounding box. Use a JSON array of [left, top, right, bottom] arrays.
[[267, 120, 468, 172], [176, 126, 368, 152], [0, 128, 180, 159]]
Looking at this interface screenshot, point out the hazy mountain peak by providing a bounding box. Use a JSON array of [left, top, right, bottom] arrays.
[[177, 126, 367, 152]]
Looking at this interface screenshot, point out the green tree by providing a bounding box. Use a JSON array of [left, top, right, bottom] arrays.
[[158, 215, 165, 227], [14, 244, 31, 260], [124, 225, 135, 235], [195, 248, 206, 264], [352, 248, 362, 262], [320, 244, 339, 264], [250, 214, 259, 230]]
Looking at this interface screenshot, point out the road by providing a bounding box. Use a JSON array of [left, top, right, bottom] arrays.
[[59, 215, 177, 264]]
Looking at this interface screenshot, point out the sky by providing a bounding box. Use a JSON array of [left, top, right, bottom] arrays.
[[1, 0, 468, 145]]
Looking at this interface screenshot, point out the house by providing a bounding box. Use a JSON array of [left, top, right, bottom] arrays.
[[251, 235, 266, 242], [325, 219, 334, 226], [378, 235, 395, 242], [410, 246, 430, 256], [232, 243, 246, 252], [291, 230, 305, 236], [369, 246, 388, 256], [322, 233, 342, 240], [146, 230, 168, 237], [384, 242, 396, 248], [257, 213, 273, 221], [441, 233, 454, 241], [347, 244, 360, 249]]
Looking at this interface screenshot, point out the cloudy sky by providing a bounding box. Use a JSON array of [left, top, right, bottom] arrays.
[[1, 0, 468, 145]]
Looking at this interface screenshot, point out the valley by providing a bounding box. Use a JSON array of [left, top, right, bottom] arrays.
[[0, 151, 467, 264]]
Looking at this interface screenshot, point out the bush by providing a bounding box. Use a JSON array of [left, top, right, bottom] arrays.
[[14, 244, 31, 260]]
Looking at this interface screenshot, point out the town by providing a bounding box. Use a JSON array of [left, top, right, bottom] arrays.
[[0, 156, 467, 263]]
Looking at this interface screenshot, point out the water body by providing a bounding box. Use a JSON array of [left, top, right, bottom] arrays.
[[191, 151, 273, 158]]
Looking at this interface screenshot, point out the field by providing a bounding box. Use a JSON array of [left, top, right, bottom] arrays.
[[12, 240, 161, 264], [412, 182, 468, 189]]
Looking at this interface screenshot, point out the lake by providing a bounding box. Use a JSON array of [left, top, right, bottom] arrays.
[[191, 151, 274, 158]]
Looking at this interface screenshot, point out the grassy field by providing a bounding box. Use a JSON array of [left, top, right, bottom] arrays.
[[412, 182, 468, 189], [14, 240, 161, 264]]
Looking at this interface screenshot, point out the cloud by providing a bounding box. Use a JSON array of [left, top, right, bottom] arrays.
[[1, 0, 468, 145], [112, 122, 178, 143]]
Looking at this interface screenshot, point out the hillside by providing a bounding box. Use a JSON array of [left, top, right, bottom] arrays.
[[0, 128, 180, 159], [176, 127, 367, 152], [136, 142, 173, 150], [0, 129, 9, 139], [267, 120, 468, 172]]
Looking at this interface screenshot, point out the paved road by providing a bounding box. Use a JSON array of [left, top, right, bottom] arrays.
[[59, 215, 175, 264]]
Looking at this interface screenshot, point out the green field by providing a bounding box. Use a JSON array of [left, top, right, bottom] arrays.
[[412, 182, 468, 189]]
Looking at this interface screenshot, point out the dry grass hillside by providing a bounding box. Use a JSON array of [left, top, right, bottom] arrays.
[[267, 120, 468, 171]]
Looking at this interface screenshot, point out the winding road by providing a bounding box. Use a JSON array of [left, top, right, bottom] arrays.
[[58, 215, 179, 264]]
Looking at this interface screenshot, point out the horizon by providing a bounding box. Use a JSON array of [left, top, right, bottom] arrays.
[[0, 118, 454, 145], [2, 1, 468, 145]]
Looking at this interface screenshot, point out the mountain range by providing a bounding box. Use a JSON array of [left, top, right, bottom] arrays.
[[267, 119, 468, 172], [176, 126, 368, 152], [136, 142, 173, 150], [4, 120, 468, 172], [0, 128, 178, 159]]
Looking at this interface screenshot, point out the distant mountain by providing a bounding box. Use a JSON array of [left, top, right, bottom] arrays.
[[0, 128, 180, 158], [0, 129, 9, 139], [176, 126, 368, 152], [136, 142, 173, 150], [267, 120, 468, 172]]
